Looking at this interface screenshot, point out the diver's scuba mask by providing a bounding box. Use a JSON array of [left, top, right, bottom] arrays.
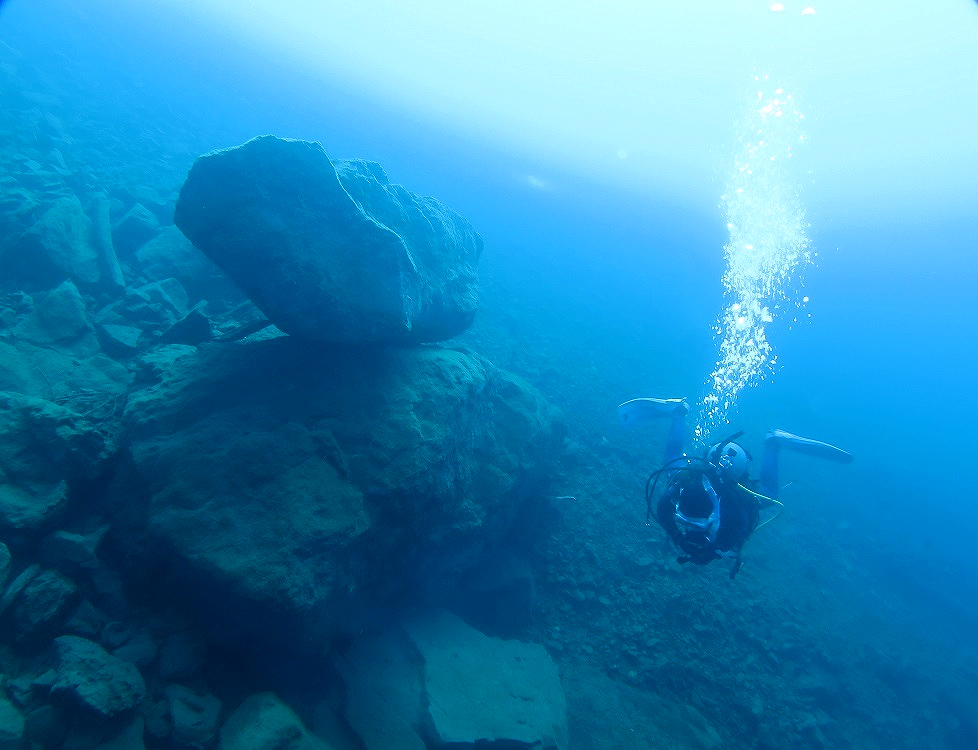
[[674, 474, 721, 546]]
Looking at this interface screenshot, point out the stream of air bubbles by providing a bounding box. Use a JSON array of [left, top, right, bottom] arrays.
[[694, 74, 813, 442]]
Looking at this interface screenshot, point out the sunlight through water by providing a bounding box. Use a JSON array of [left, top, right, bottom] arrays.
[[695, 74, 813, 442]]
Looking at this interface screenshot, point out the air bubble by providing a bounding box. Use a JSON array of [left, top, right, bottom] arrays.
[[695, 79, 812, 441]]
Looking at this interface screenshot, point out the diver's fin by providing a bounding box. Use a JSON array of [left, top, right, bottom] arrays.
[[765, 429, 854, 463], [617, 397, 688, 427]]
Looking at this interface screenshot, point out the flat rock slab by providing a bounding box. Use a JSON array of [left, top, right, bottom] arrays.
[[407, 610, 568, 750], [174, 136, 482, 344], [334, 610, 568, 750]]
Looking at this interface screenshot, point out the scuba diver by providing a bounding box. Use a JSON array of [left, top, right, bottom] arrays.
[[618, 397, 853, 579]]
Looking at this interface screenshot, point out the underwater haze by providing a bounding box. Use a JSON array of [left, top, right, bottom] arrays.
[[2, 0, 978, 748]]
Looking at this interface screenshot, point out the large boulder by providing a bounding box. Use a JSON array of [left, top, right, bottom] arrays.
[[120, 336, 559, 646], [173, 136, 482, 344], [332, 610, 568, 750]]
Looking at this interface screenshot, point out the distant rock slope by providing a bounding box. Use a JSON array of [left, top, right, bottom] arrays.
[[174, 136, 483, 344], [121, 336, 560, 645]]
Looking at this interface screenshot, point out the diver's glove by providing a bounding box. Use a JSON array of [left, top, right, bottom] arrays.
[[617, 397, 688, 427], [765, 429, 854, 463]]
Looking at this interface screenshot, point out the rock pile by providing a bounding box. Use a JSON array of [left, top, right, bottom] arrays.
[[0, 77, 565, 746]]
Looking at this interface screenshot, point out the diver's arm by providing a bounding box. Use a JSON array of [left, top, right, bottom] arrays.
[[617, 397, 688, 465]]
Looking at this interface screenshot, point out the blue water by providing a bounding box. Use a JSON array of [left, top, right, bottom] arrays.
[[4, 1, 978, 747]]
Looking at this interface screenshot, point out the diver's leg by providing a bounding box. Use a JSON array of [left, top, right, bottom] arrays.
[[761, 429, 854, 499], [760, 436, 781, 500], [767, 429, 854, 463], [616, 397, 689, 464], [664, 400, 689, 465]]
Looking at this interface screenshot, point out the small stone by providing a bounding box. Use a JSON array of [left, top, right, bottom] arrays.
[[102, 621, 136, 650], [0, 480, 70, 533], [166, 685, 221, 750], [12, 279, 99, 357], [140, 699, 170, 742], [112, 203, 160, 258], [0, 697, 26, 750], [32, 669, 58, 696], [158, 308, 211, 346], [97, 324, 143, 357], [9, 568, 77, 640], [6, 675, 34, 709], [19, 194, 100, 285], [751, 695, 765, 717], [40, 526, 108, 570], [51, 636, 146, 717], [65, 600, 108, 639], [113, 632, 158, 670], [220, 692, 324, 750]]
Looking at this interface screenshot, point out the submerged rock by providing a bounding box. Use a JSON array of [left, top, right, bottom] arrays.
[[0, 282, 128, 403], [90, 193, 126, 293], [165, 684, 222, 750], [50, 635, 146, 717], [39, 525, 109, 570], [0, 564, 40, 618], [219, 693, 329, 750], [96, 277, 190, 338], [0, 697, 26, 750], [134, 225, 231, 303], [120, 336, 559, 646], [333, 610, 568, 750], [0, 391, 115, 532], [8, 568, 77, 641], [10, 194, 101, 288], [0, 339, 128, 404], [174, 136, 482, 344], [97, 323, 143, 357], [13, 280, 99, 358], [111, 202, 160, 259]]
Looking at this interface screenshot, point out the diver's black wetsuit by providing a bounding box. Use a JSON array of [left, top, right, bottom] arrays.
[[618, 396, 852, 578], [655, 470, 761, 566]]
